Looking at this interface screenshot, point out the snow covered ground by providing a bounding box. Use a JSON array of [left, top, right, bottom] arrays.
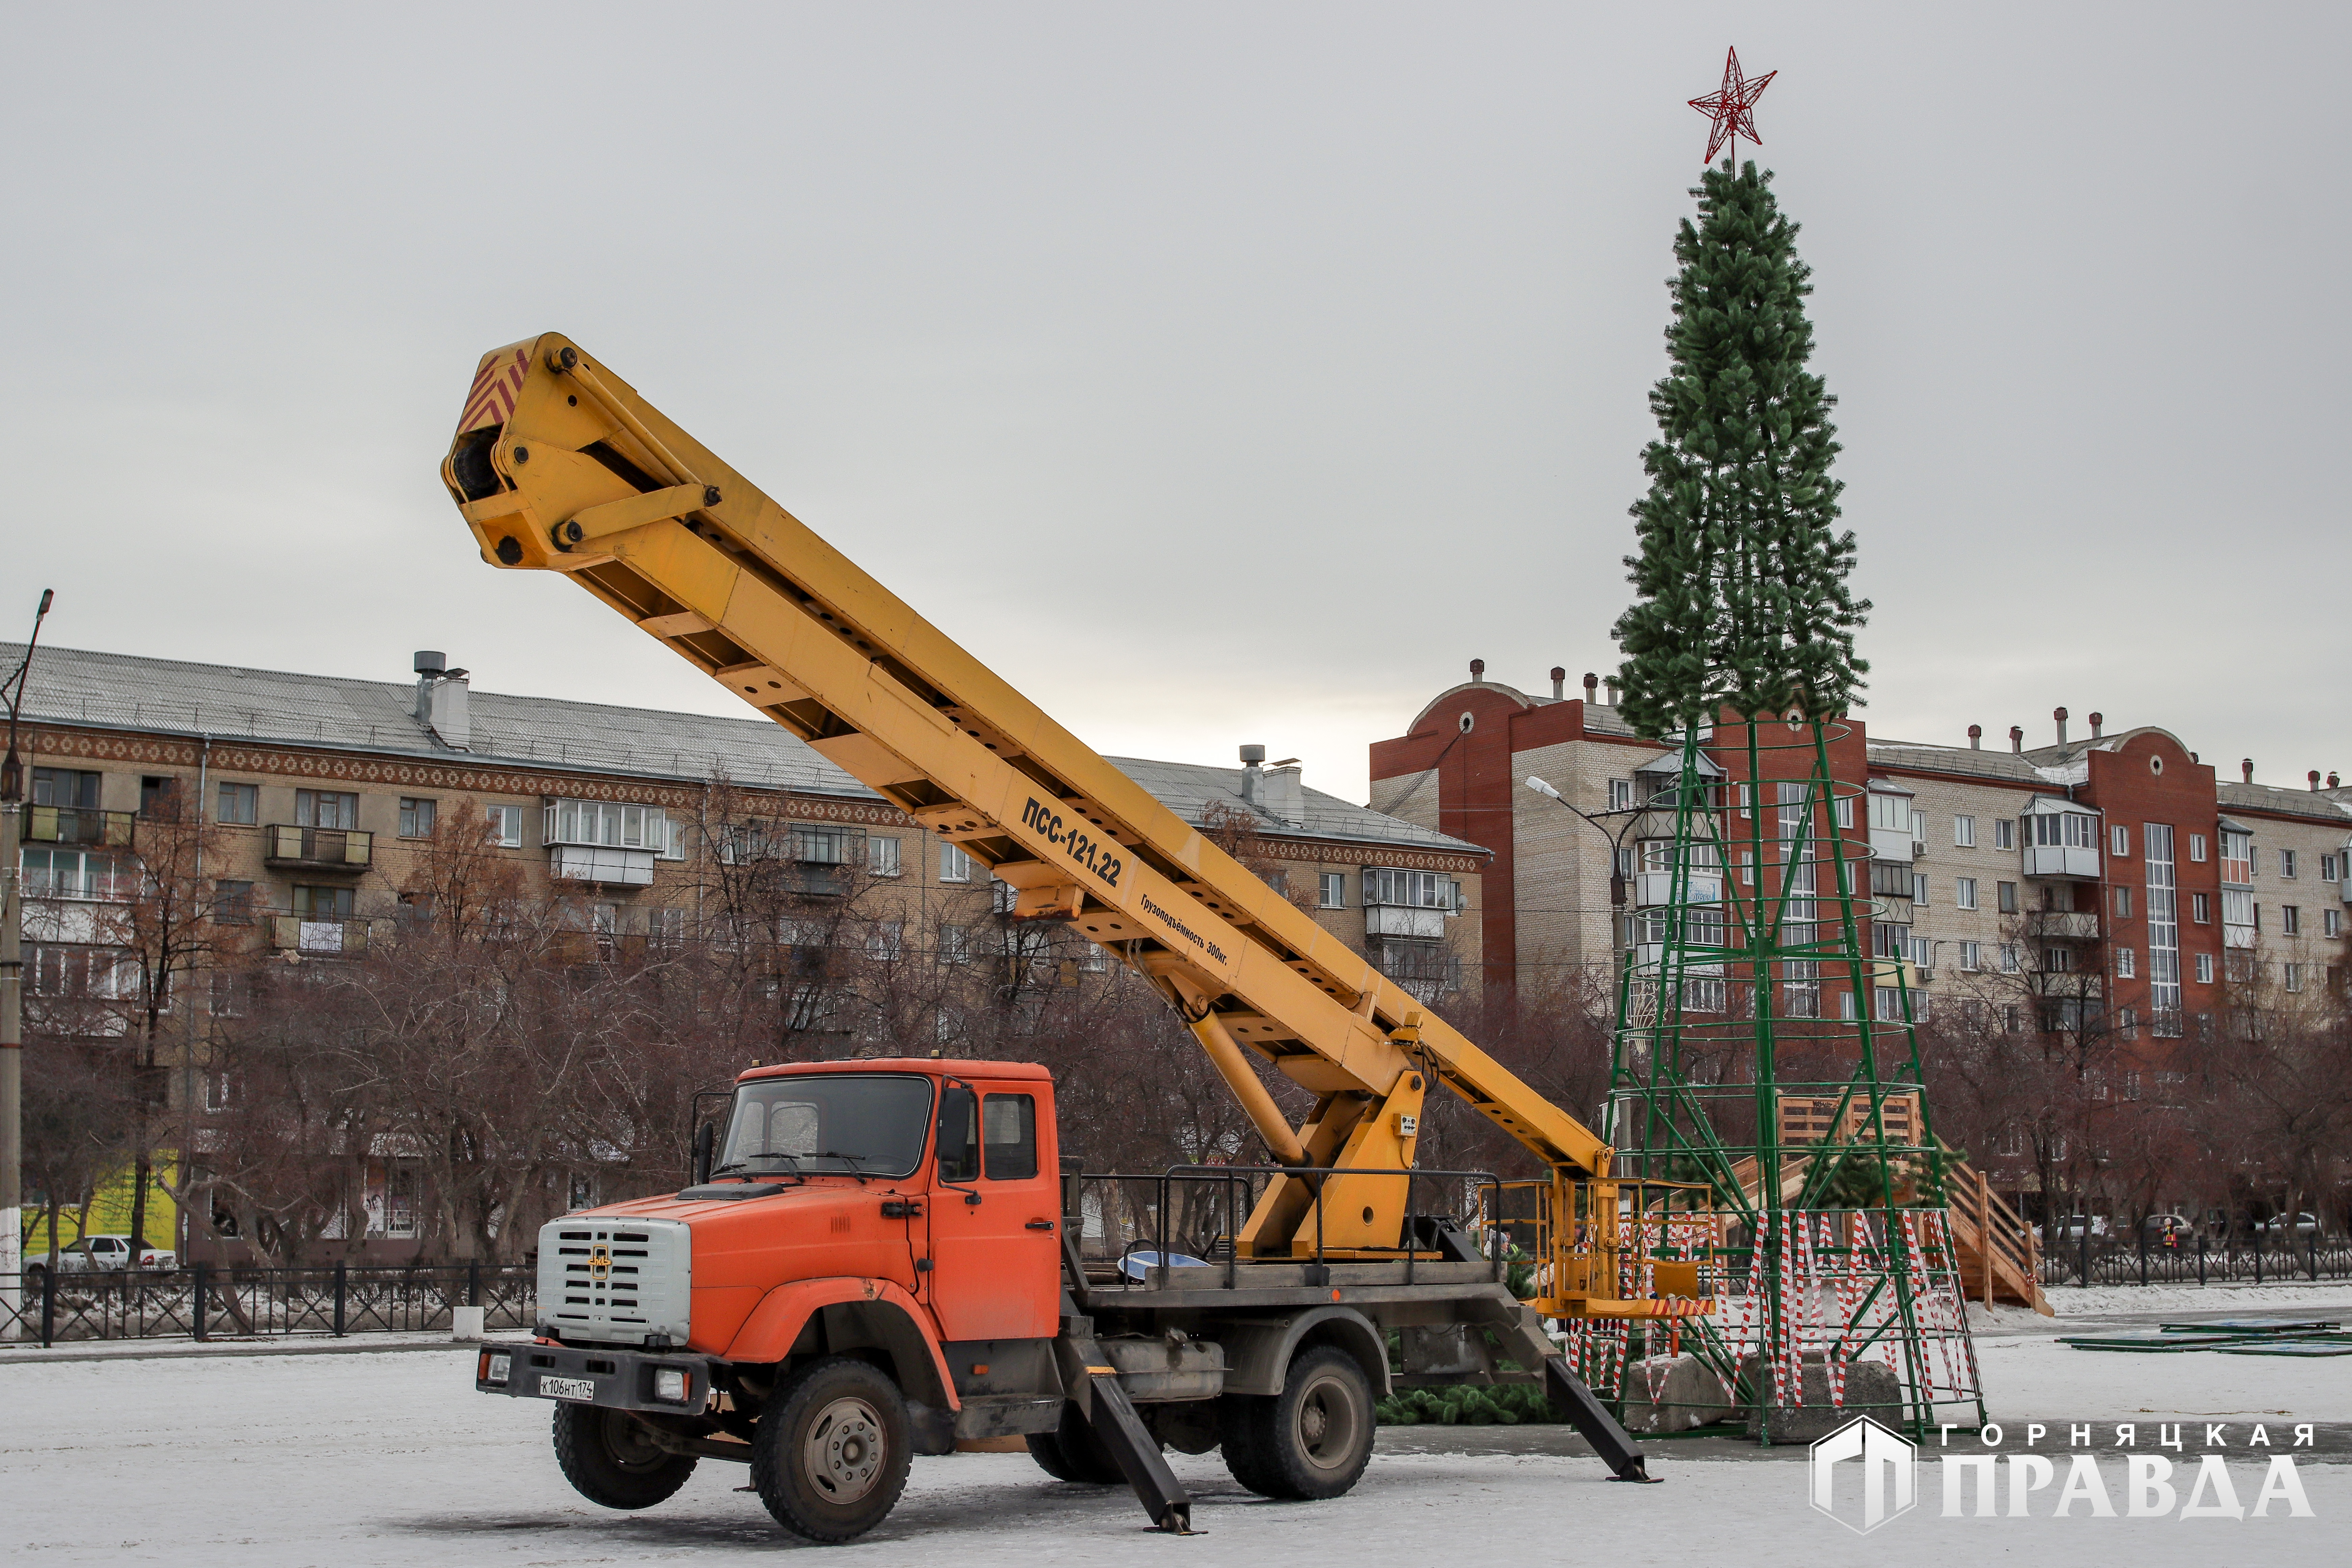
[[4, 1307, 2346, 1567]]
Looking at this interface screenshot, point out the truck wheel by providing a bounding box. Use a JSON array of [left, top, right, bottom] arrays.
[[751, 1356, 912, 1543], [1026, 1401, 1129, 1485], [1224, 1345, 1374, 1500], [550, 1404, 698, 1509]]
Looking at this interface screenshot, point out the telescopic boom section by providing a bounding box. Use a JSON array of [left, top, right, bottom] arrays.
[[440, 334, 1613, 1257]]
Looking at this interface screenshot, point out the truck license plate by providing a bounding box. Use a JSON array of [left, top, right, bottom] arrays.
[[538, 1375, 597, 1402]]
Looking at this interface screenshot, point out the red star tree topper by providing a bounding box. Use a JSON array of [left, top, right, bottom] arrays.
[[1688, 47, 1774, 163]]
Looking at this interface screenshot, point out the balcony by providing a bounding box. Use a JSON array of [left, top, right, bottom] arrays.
[[2021, 842, 2101, 880], [266, 914, 369, 956], [549, 844, 655, 887], [263, 825, 372, 872], [2223, 923, 2256, 951], [1633, 871, 1722, 908], [23, 806, 134, 849], [1366, 905, 1446, 939], [2027, 911, 2101, 941]]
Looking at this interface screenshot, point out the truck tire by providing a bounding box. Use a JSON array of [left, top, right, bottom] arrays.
[[550, 1404, 698, 1509], [1221, 1345, 1374, 1500], [751, 1356, 912, 1543], [1026, 1401, 1129, 1485]]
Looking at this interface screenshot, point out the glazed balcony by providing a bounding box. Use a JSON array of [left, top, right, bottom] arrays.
[[22, 806, 134, 849]]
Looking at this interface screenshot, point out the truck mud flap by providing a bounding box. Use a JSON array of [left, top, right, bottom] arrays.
[[1542, 1356, 1656, 1483]]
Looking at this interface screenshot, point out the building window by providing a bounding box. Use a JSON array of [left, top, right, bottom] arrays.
[[2188, 833, 2207, 862], [19, 848, 131, 900], [1608, 778, 1636, 811], [868, 836, 902, 877], [1954, 814, 1976, 848], [140, 776, 180, 819], [2113, 885, 2132, 919], [1955, 877, 1978, 910], [868, 920, 903, 962], [2326, 909, 2342, 939], [2117, 1007, 2138, 1041], [1996, 881, 2018, 914], [2281, 905, 2300, 936], [2042, 946, 2073, 974], [2283, 962, 2303, 994], [2194, 951, 2214, 984], [2115, 947, 2135, 979], [939, 924, 971, 964], [2143, 823, 2181, 1024], [31, 767, 102, 809], [1999, 944, 2020, 974], [1874, 987, 1905, 1022], [939, 841, 973, 883], [215, 880, 255, 924], [2220, 830, 2253, 888], [1318, 872, 1345, 908], [2280, 849, 2298, 879], [1737, 783, 1751, 818], [295, 789, 360, 831], [1958, 940, 1981, 972], [1994, 818, 2015, 851], [1835, 795, 1855, 830], [2191, 891, 2210, 924], [2320, 852, 2339, 882], [1738, 851, 1755, 887], [293, 884, 356, 920], [398, 798, 437, 838], [215, 781, 258, 826], [1911, 873, 1929, 905], [2110, 825, 2130, 857], [484, 805, 523, 847]]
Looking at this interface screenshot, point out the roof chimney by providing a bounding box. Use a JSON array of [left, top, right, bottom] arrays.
[[2009, 726, 2024, 754], [2330, 773, 2341, 789], [1550, 666, 1566, 700], [1469, 658, 1485, 681], [2053, 706, 2069, 746], [2310, 770, 2322, 792], [1261, 758, 1304, 825], [1238, 743, 1266, 806], [1583, 672, 1600, 705], [2089, 712, 2104, 739], [2242, 758, 2254, 784], [428, 670, 471, 752], [1604, 677, 1620, 707], [1967, 724, 1982, 750]]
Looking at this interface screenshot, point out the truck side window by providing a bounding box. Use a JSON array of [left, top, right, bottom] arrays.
[[936, 1085, 978, 1184], [982, 1094, 1036, 1181]]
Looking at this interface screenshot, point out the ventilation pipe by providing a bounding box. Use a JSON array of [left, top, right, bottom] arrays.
[[1604, 677, 1621, 707], [1239, 744, 1266, 806], [2242, 759, 2255, 784], [1968, 724, 1982, 750], [1550, 666, 1566, 700], [2331, 773, 2341, 789], [413, 650, 471, 751], [1262, 758, 1304, 824], [2089, 712, 2104, 739], [1583, 672, 1600, 705], [2009, 726, 2024, 754], [1469, 658, 1485, 681], [2310, 770, 2323, 792], [2053, 707, 2069, 746]]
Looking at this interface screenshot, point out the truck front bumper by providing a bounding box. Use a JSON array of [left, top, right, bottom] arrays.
[[475, 1341, 715, 1414]]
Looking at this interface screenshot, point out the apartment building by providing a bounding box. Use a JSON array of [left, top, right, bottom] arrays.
[[1370, 664, 2351, 1040], [9, 643, 1486, 1252]]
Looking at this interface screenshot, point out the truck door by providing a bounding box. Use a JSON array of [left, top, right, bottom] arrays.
[[925, 1080, 1060, 1341]]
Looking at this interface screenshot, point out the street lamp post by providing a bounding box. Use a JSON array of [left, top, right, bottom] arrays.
[[2, 589, 56, 1337]]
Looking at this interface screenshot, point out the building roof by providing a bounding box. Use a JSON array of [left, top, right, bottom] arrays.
[[2216, 780, 2352, 829], [3, 642, 1482, 858]]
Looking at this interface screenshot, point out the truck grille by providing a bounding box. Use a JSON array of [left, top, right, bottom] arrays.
[[538, 1215, 690, 1346]]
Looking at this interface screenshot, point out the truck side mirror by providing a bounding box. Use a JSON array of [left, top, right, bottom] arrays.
[[691, 1120, 716, 1186], [936, 1083, 980, 1195]]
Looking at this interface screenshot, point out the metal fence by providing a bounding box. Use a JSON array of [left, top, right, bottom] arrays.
[[2037, 1232, 2352, 1289], [0, 1262, 535, 1347]]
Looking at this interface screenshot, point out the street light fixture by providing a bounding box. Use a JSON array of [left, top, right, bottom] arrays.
[[3, 587, 57, 1334]]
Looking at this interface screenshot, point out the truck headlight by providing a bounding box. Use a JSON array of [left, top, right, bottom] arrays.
[[653, 1368, 688, 1403], [483, 1351, 511, 1385]]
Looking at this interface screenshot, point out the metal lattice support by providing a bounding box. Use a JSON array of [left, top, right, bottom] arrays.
[[1596, 718, 1985, 1441]]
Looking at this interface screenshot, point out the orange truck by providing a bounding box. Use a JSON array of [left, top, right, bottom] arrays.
[[447, 337, 1714, 1542]]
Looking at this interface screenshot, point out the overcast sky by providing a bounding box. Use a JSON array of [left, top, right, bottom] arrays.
[[6, 4, 2345, 804]]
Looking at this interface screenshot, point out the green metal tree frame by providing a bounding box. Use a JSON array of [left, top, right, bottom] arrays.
[[1590, 717, 1985, 1442]]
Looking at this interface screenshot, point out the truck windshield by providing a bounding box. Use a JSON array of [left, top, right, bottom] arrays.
[[718, 1074, 934, 1179]]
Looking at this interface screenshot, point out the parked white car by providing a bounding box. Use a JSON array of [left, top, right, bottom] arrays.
[[23, 1235, 177, 1281]]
